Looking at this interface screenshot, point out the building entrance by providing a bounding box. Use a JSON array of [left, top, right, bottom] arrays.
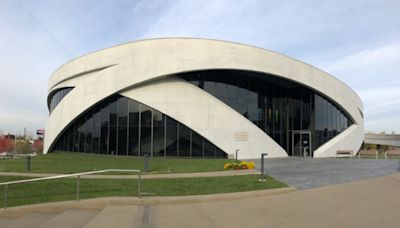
[[292, 131, 312, 157]]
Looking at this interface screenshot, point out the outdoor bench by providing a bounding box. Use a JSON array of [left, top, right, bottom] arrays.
[[336, 150, 353, 158]]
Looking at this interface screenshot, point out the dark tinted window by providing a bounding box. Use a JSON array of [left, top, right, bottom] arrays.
[[48, 87, 73, 113], [178, 123, 190, 157], [180, 70, 353, 153], [128, 100, 140, 156], [117, 97, 128, 155], [166, 116, 178, 156], [153, 110, 165, 156], [51, 94, 226, 158]]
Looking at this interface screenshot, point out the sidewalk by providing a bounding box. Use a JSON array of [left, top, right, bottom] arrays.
[[0, 187, 296, 217], [0, 169, 259, 179]]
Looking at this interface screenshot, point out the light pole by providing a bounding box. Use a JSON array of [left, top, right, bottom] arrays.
[[13, 133, 16, 155], [259, 153, 268, 182]]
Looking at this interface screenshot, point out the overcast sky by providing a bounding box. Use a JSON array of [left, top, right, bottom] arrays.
[[0, 0, 399, 135]]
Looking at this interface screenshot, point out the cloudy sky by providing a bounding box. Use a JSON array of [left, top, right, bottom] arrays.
[[0, 0, 399, 135]]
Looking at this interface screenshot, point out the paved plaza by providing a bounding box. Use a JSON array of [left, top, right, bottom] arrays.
[[255, 157, 399, 189]]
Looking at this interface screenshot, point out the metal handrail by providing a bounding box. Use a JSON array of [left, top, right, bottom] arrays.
[[0, 169, 142, 209]]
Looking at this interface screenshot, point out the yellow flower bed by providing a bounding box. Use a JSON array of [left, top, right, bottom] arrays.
[[224, 161, 255, 170], [247, 161, 255, 169]]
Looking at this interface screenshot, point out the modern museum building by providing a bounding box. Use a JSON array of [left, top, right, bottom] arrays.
[[44, 38, 364, 159]]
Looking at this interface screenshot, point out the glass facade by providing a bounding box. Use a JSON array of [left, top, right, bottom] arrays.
[[48, 87, 73, 113], [50, 70, 353, 158], [179, 70, 353, 156], [51, 94, 226, 158]]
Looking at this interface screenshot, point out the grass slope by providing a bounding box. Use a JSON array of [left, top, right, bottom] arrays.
[[0, 152, 237, 174], [0, 175, 287, 208]]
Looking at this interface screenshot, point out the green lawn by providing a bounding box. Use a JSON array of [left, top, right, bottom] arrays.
[[0, 175, 287, 208], [0, 152, 237, 174]]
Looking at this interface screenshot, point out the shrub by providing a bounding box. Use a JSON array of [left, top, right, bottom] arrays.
[[224, 161, 255, 170], [224, 163, 233, 170], [0, 138, 13, 152], [240, 161, 248, 169], [32, 140, 44, 154], [247, 161, 255, 169]]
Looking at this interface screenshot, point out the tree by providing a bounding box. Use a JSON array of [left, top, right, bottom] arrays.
[[0, 137, 13, 152], [15, 139, 32, 154], [32, 140, 43, 154]]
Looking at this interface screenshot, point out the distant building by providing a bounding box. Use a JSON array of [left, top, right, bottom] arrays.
[[2, 133, 15, 140]]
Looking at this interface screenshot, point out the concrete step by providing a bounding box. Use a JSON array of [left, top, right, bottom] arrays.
[[39, 209, 100, 228], [0, 212, 58, 228], [84, 206, 137, 228]]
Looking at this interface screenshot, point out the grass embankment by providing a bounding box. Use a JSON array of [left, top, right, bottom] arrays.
[[0, 152, 237, 174], [0, 175, 287, 208]]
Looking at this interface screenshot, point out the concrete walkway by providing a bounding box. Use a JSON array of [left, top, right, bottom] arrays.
[[148, 172, 400, 227], [0, 169, 258, 179], [1, 173, 400, 227]]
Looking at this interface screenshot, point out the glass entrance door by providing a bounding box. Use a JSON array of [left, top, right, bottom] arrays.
[[292, 131, 312, 157]]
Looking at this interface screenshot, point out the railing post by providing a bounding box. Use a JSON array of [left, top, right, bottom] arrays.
[[3, 184, 8, 209], [138, 171, 141, 198], [26, 155, 31, 172], [76, 175, 80, 202], [144, 155, 149, 173]]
